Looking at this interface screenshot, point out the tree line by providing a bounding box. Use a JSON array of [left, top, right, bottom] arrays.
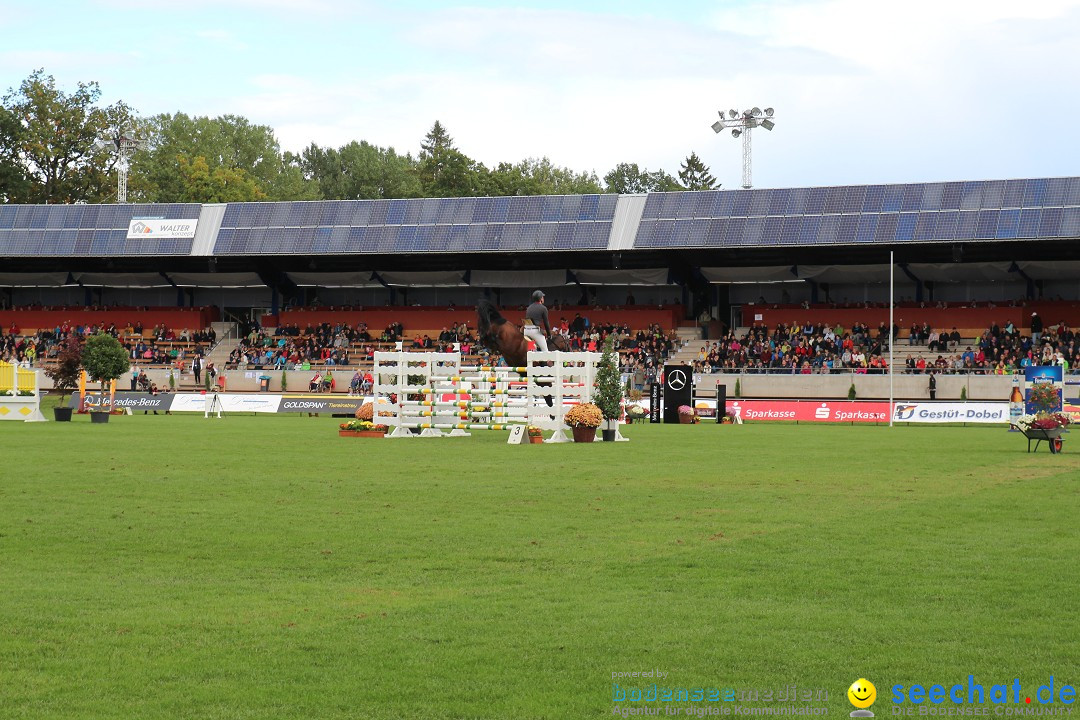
[[0, 69, 719, 205]]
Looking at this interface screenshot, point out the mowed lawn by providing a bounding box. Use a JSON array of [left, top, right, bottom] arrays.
[[1, 410, 1078, 719]]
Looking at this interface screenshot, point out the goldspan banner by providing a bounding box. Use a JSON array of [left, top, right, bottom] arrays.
[[127, 218, 198, 239], [276, 395, 367, 414]]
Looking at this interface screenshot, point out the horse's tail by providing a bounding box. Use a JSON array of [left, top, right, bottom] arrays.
[[476, 298, 506, 338]]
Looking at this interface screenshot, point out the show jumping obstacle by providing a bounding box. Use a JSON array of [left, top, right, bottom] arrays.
[[373, 350, 598, 441], [0, 361, 47, 422]]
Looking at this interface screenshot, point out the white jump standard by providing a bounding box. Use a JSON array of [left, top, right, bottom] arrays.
[[372, 350, 599, 441]]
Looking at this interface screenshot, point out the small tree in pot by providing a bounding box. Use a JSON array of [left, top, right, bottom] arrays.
[[81, 333, 129, 422], [44, 335, 84, 421], [593, 335, 624, 440]]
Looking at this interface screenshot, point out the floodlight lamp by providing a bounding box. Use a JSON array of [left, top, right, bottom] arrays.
[[729, 109, 738, 118], [92, 138, 110, 152], [761, 119, 775, 131], [711, 121, 724, 133], [745, 118, 758, 128], [752, 107, 762, 117], [731, 128, 741, 138], [765, 107, 774, 117]]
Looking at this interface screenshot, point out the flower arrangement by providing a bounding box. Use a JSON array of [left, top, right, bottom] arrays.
[[1014, 412, 1071, 432], [527, 426, 543, 437], [339, 419, 388, 432], [626, 404, 648, 420], [355, 403, 374, 420], [1028, 383, 1062, 414], [678, 405, 700, 424], [564, 402, 603, 428]]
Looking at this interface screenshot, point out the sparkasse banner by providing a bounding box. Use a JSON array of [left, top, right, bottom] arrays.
[[126, 218, 198, 239], [729, 400, 890, 423]]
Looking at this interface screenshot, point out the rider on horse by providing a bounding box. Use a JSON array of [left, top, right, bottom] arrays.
[[523, 290, 552, 352]]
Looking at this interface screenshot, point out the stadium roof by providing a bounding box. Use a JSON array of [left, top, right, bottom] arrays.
[[2, 177, 1078, 275]]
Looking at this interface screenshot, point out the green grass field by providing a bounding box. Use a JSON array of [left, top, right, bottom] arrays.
[[2, 408, 1078, 719]]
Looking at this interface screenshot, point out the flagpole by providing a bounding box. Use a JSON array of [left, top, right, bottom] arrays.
[[889, 250, 894, 427]]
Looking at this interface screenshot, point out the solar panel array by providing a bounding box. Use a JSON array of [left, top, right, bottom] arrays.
[[0, 204, 202, 256], [215, 195, 617, 254], [634, 178, 1080, 248]]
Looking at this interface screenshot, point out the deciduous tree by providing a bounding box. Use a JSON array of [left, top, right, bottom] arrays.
[[1, 69, 134, 203]]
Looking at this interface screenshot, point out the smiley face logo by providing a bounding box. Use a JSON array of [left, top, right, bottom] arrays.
[[848, 679, 877, 709]]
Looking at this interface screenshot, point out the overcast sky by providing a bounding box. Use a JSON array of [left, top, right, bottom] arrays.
[[2, 0, 1078, 190]]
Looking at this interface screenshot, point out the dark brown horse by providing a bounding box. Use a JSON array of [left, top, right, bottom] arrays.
[[476, 298, 568, 367]]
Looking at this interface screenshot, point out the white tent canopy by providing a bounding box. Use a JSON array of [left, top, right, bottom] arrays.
[[167, 272, 266, 288], [0, 272, 71, 287], [376, 270, 467, 287], [74, 273, 174, 288], [470, 269, 569, 288], [286, 271, 381, 288], [701, 266, 798, 283], [571, 268, 672, 286]]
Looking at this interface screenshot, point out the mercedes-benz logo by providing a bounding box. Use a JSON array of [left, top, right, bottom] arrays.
[[667, 369, 687, 390]]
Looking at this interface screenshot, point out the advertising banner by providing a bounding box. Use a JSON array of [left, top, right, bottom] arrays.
[[75, 393, 371, 414], [126, 218, 198, 239], [1024, 365, 1064, 415], [891, 401, 1009, 424], [728, 400, 890, 423], [72, 391, 171, 412], [275, 395, 367, 414], [663, 365, 692, 424]]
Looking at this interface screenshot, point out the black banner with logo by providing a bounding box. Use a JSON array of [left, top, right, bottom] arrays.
[[716, 385, 726, 423], [649, 376, 662, 423], [663, 364, 692, 424]]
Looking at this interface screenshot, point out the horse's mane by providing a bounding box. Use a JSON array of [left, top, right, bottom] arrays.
[[476, 298, 508, 340]]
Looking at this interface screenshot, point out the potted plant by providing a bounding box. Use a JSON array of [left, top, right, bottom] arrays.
[[44, 335, 83, 421], [626, 405, 648, 423], [527, 426, 544, 444], [81, 333, 129, 424], [593, 335, 624, 441], [281, 369, 288, 392], [677, 405, 699, 424], [338, 419, 387, 438], [563, 402, 602, 443]]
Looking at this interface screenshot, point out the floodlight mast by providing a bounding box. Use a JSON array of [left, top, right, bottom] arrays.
[[711, 106, 776, 189], [94, 131, 143, 203]]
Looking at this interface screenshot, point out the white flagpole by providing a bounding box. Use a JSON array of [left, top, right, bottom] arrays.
[[889, 250, 894, 427]]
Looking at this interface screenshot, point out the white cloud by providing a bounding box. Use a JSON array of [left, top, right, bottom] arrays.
[[6, 1, 1080, 188]]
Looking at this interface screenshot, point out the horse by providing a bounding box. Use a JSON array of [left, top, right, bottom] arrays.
[[477, 299, 569, 407], [476, 298, 568, 367]]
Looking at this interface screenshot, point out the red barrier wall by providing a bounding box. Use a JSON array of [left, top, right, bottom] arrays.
[[0, 307, 219, 331], [272, 305, 684, 331], [747, 302, 1080, 331]]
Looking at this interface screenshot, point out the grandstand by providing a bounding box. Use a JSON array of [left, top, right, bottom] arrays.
[[3, 176, 1079, 395]]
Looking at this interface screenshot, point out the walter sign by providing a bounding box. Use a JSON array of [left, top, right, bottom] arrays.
[[127, 218, 198, 239]]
